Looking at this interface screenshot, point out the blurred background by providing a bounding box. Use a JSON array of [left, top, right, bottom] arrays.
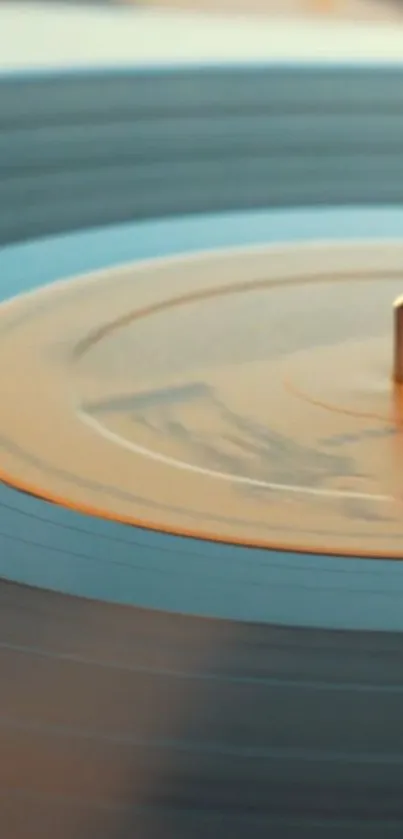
[[135, 0, 403, 20], [4, 0, 402, 20]]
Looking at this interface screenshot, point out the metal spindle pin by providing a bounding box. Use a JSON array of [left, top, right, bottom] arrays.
[[393, 295, 403, 384]]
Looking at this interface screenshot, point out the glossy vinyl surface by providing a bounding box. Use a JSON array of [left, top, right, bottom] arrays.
[[2, 60, 403, 837]]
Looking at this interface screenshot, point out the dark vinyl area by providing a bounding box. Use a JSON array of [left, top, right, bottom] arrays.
[[1, 578, 403, 838]]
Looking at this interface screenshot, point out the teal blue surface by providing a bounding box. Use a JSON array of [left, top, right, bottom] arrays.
[[2, 64, 403, 244], [1, 208, 403, 631]]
